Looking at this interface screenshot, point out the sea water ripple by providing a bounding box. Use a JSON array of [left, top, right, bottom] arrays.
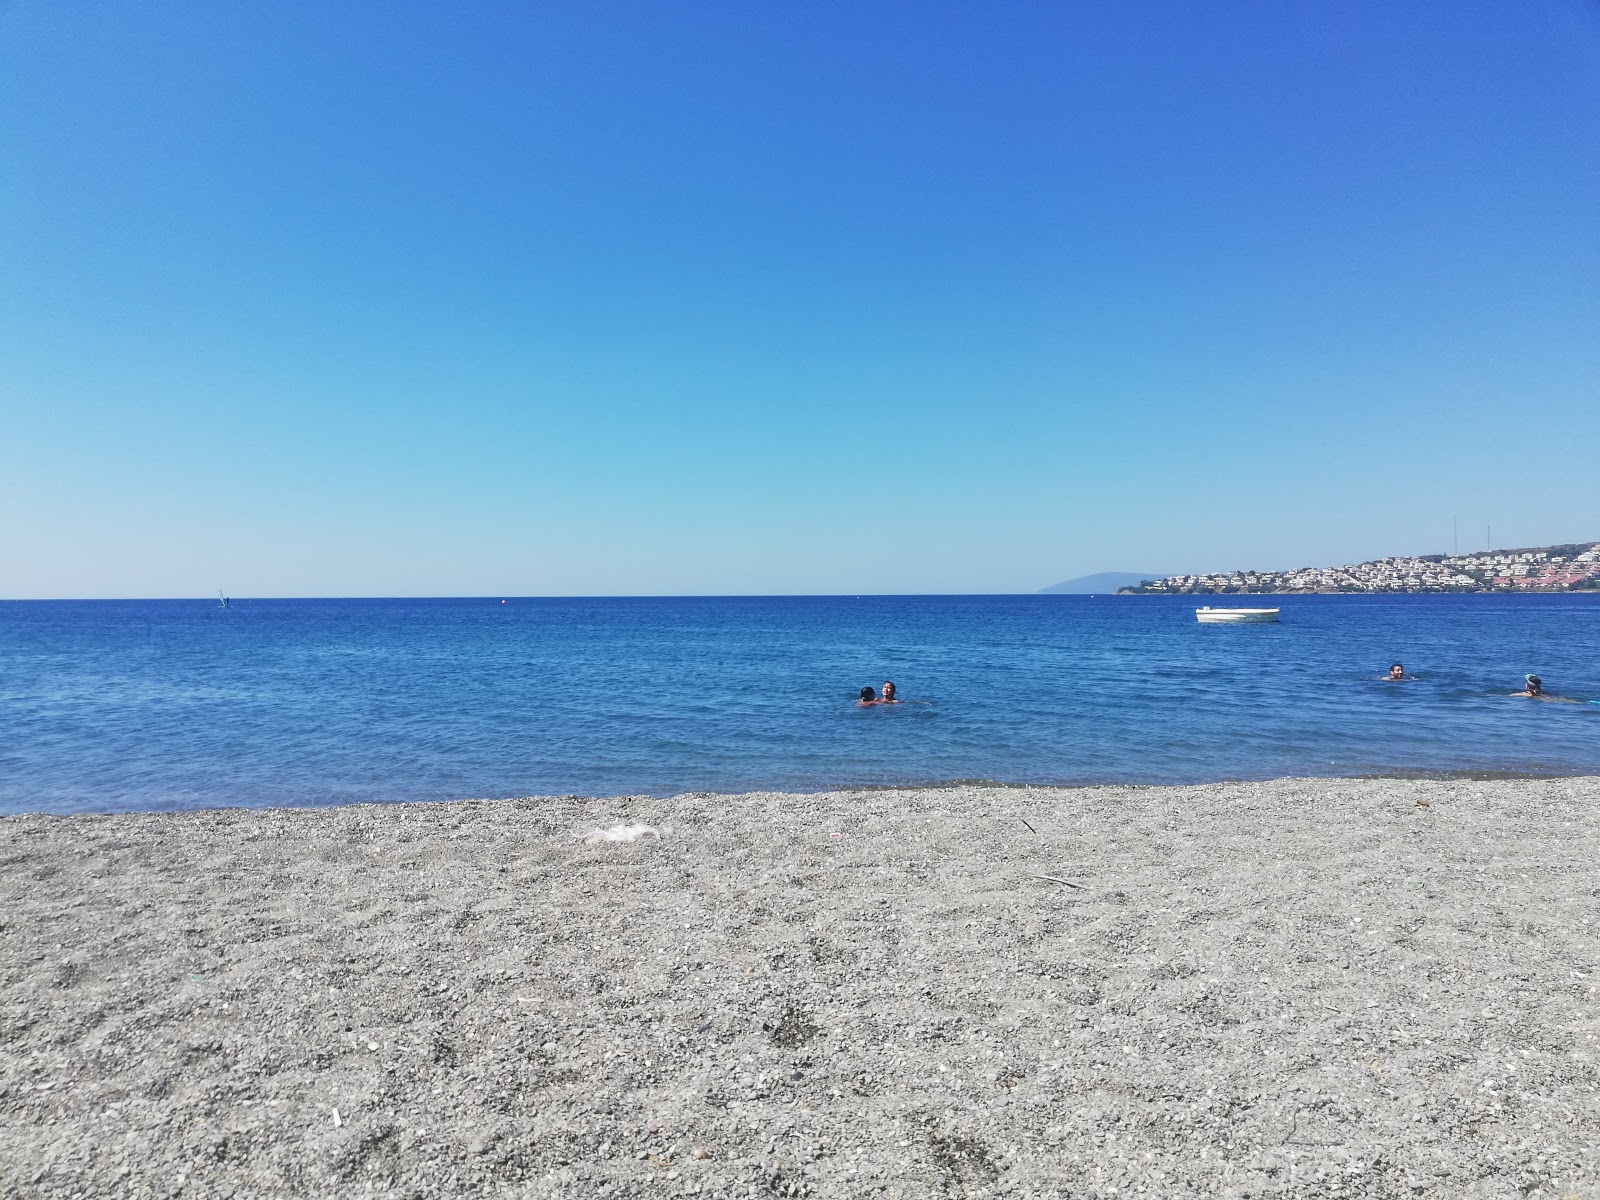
[[1, 593, 1597, 814]]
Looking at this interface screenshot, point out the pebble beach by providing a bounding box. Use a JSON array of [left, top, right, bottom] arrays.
[[2, 776, 1597, 1198]]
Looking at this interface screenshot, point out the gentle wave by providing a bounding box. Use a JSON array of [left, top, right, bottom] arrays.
[[2, 593, 1597, 814]]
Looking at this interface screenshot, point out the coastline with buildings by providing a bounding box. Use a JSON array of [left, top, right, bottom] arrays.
[[1120, 540, 1600, 594]]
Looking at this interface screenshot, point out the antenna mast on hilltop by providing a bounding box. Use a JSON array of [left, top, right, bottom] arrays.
[[1453, 517, 1458, 556]]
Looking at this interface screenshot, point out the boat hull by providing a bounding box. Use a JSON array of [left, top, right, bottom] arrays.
[[1195, 607, 1280, 624]]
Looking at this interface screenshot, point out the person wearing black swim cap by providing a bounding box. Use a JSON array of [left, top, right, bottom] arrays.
[[1510, 674, 1579, 703]]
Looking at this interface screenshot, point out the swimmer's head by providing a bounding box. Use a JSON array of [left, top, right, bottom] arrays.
[[881, 681, 896, 700], [859, 686, 877, 702], [1525, 674, 1542, 695], [1388, 663, 1404, 680]]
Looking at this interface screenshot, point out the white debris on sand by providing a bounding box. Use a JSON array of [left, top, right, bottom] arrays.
[[575, 822, 665, 845], [2, 776, 1598, 1198]]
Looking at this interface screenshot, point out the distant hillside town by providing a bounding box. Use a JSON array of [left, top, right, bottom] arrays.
[[1120, 541, 1600, 594]]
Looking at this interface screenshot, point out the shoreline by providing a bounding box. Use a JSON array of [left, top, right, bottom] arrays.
[[12, 765, 1600, 820], [4, 776, 1597, 1197]]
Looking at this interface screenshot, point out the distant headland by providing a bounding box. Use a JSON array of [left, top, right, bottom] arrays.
[[1039, 571, 1164, 594], [1118, 541, 1600, 594]]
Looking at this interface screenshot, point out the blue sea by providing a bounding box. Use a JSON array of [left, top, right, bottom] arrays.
[[2, 594, 1597, 815]]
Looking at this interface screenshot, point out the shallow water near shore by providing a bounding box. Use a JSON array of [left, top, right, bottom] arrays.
[[2, 593, 1598, 813]]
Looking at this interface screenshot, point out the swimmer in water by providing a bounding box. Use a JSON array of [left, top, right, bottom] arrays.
[[880, 681, 900, 703], [858, 686, 878, 706], [1387, 663, 1406, 681], [1510, 674, 1580, 703]]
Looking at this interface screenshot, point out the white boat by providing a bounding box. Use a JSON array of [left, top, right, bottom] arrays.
[[1195, 606, 1279, 624]]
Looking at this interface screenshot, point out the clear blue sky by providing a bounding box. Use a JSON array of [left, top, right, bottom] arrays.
[[3, 1, 1597, 597]]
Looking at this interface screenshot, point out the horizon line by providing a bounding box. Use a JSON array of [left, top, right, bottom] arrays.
[[1, 591, 1084, 603], [5, 590, 1596, 603]]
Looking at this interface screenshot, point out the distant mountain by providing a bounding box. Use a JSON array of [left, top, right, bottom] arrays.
[[1039, 572, 1159, 594]]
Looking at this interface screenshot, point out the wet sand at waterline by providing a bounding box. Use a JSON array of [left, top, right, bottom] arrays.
[[3, 777, 1596, 1198]]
